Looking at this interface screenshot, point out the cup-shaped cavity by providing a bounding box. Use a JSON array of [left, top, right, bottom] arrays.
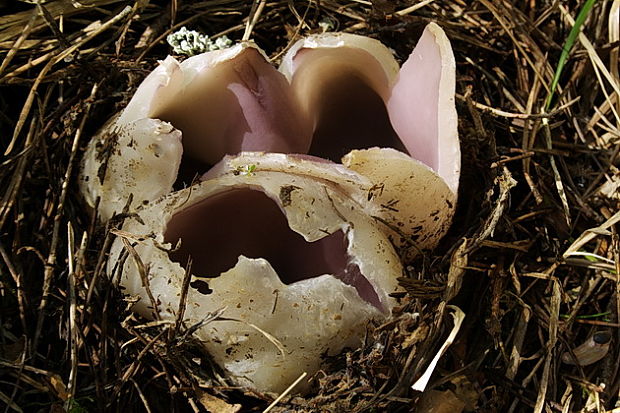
[[284, 46, 405, 160], [81, 42, 312, 221], [280, 23, 460, 196], [163, 187, 383, 309], [109, 166, 403, 392], [205, 150, 456, 253], [135, 46, 312, 167]]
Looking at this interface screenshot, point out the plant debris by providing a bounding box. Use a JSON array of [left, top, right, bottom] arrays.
[[0, 1, 618, 412]]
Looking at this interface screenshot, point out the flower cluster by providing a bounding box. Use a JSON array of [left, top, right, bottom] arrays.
[[166, 26, 232, 56]]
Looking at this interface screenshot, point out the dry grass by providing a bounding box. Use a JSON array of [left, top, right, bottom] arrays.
[[0, 0, 619, 412]]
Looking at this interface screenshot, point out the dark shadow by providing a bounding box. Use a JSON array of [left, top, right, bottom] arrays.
[[308, 73, 407, 161], [164, 188, 382, 309]]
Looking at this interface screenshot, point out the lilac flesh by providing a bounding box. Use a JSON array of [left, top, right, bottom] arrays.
[[163, 188, 382, 309], [290, 48, 407, 162], [226, 50, 311, 153], [150, 48, 311, 184], [387, 29, 441, 173], [308, 72, 406, 160]]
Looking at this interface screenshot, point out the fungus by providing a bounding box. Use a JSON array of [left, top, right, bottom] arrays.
[[81, 42, 311, 221], [81, 23, 459, 229], [280, 22, 460, 195], [278, 23, 459, 252], [111, 168, 402, 392], [82, 23, 461, 393]]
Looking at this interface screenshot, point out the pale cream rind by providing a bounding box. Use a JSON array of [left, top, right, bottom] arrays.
[[109, 168, 403, 393]]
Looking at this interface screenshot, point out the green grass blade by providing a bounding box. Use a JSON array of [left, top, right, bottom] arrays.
[[545, 0, 598, 111]]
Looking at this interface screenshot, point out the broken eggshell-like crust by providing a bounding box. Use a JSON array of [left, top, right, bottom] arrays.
[[82, 23, 459, 228], [206, 150, 456, 252], [110, 169, 403, 393], [280, 22, 460, 195], [81, 41, 311, 221], [80, 117, 183, 221], [342, 148, 456, 254]]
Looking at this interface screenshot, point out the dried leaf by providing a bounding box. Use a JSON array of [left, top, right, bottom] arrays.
[[412, 306, 466, 392], [197, 391, 242, 413], [48, 373, 70, 401], [416, 389, 466, 413]]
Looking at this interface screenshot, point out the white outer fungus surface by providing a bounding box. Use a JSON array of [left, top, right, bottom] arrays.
[[80, 117, 183, 221], [208, 151, 456, 253], [81, 22, 462, 394], [80, 42, 311, 222], [109, 168, 403, 393], [342, 148, 456, 254]]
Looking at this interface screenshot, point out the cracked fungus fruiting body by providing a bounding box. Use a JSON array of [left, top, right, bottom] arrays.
[[81, 22, 461, 393], [110, 171, 403, 393]]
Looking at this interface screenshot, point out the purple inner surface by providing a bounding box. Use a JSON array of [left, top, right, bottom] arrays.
[[308, 73, 407, 161], [164, 188, 383, 309], [150, 48, 311, 189]]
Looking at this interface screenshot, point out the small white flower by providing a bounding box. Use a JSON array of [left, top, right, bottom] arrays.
[[167, 27, 209, 56], [167, 27, 233, 56], [211, 35, 233, 51]]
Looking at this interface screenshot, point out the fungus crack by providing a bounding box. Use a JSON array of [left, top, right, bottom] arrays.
[[163, 187, 383, 309]]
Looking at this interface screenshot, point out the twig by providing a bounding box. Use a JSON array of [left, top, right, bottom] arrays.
[[394, 0, 437, 16], [131, 379, 153, 413], [173, 257, 193, 339], [66, 224, 88, 402], [0, 116, 37, 230], [216, 316, 286, 357], [0, 241, 27, 332], [262, 372, 308, 413], [0, 9, 37, 76], [533, 279, 561, 413], [467, 167, 517, 253], [456, 93, 579, 119], [121, 237, 161, 321], [32, 83, 98, 353], [243, 0, 267, 41], [563, 209, 620, 258], [541, 117, 571, 226]]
